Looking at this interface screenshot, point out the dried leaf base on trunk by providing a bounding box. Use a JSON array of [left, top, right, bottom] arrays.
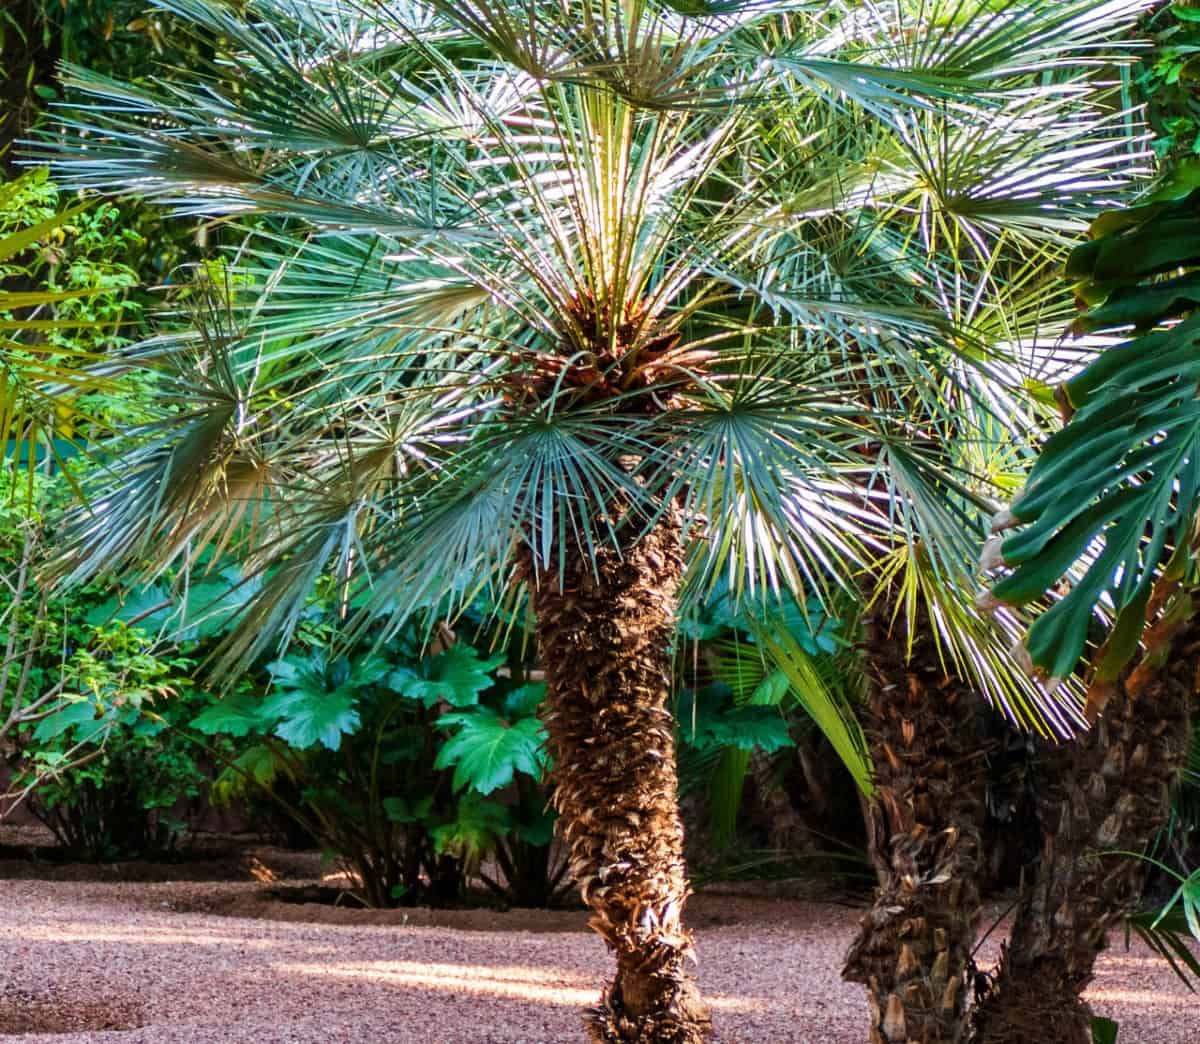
[[844, 604, 987, 1044], [533, 519, 711, 1044], [968, 602, 1200, 1044]]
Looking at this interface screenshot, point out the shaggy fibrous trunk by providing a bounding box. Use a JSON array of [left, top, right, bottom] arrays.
[[844, 603, 988, 1044], [532, 517, 710, 1044], [968, 597, 1198, 1044]]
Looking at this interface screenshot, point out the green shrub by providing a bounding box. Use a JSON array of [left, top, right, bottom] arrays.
[[194, 610, 564, 908], [13, 647, 213, 859]]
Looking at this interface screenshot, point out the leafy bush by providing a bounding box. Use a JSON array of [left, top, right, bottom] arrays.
[[0, 468, 214, 858], [195, 612, 564, 908], [436, 677, 571, 907], [1, 177, 217, 861], [14, 649, 212, 859]]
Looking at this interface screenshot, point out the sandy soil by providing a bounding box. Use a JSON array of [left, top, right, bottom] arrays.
[[0, 869, 1196, 1044]]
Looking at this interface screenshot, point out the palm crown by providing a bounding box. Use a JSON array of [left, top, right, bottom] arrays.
[[40, 0, 1149, 731]]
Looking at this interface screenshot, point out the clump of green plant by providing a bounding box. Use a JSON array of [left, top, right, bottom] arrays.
[[194, 606, 565, 909], [0, 162, 220, 860], [675, 585, 867, 849], [1138, 3, 1200, 164], [0, 468, 214, 859], [436, 670, 572, 908], [13, 639, 211, 859], [0, 167, 142, 351], [1, 167, 157, 479]]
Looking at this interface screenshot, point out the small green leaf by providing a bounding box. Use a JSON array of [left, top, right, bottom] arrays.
[[191, 690, 269, 737], [432, 794, 511, 857], [676, 685, 795, 754], [211, 744, 285, 804], [503, 682, 545, 719], [389, 644, 504, 708], [382, 794, 435, 824], [1091, 1016, 1119, 1044], [749, 670, 789, 707], [32, 699, 101, 743], [704, 706, 794, 752]]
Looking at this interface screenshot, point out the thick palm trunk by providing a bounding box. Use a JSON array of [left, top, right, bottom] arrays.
[[532, 517, 710, 1044], [967, 597, 1198, 1044], [844, 603, 987, 1044]]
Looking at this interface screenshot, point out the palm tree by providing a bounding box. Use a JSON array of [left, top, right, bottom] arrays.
[[36, 1, 1150, 1039], [967, 587, 1198, 1044], [843, 597, 993, 1044], [973, 173, 1200, 1043]]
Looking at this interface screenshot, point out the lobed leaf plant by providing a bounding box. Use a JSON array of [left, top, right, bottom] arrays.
[[194, 605, 562, 908]]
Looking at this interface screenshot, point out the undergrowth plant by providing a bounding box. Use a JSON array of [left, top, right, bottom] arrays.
[[0, 469, 209, 857], [676, 586, 865, 854], [190, 600, 564, 908], [15, 654, 211, 859]]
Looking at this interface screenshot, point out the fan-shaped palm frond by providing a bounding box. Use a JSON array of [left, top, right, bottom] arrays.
[[33, 0, 1153, 736]]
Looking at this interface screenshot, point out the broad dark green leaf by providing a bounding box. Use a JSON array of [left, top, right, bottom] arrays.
[[435, 708, 547, 794], [388, 645, 505, 709]]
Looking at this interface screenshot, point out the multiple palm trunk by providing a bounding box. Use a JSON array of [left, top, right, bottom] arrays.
[[848, 590, 1196, 1044], [532, 517, 711, 1044], [524, 502, 1193, 1044], [967, 593, 1198, 1044], [528, 546, 1195, 1044]]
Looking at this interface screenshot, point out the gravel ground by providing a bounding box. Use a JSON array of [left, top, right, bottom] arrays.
[[0, 877, 1196, 1043]]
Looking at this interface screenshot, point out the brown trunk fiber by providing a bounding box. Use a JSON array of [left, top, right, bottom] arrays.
[[844, 602, 988, 1044], [967, 597, 1199, 1044], [748, 749, 812, 853], [532, 517, 710, 1044]]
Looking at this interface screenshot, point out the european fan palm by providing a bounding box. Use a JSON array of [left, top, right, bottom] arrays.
[[974, 173, 1200, 1043], [36, 1, 1151, 1040]]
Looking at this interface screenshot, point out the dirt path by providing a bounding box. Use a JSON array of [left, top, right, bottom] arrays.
[[0, 879, 1195, 1043]]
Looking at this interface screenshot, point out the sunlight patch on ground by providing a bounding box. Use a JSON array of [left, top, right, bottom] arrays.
[[1085, 988, 1195, 1008], [15, 926, 278, 949], [277, 960, 773, 1012], [1093, 954, 1178, 971]]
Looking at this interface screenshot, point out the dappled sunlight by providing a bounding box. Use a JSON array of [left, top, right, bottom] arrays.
[[276, 960, 773, 1013], [1085, 987, 1196, 1008], [13, 925, 280, 950], [1094, 954, 1179, 971], [293, 961, 596, 986], [319, 871, 357, 885]]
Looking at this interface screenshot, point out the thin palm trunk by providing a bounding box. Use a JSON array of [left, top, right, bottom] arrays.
[[748, 749, 812, 853], [532, 516, 710, 1044], [967, 596, 1198, 1044], [844, 602, 987, 1044]]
